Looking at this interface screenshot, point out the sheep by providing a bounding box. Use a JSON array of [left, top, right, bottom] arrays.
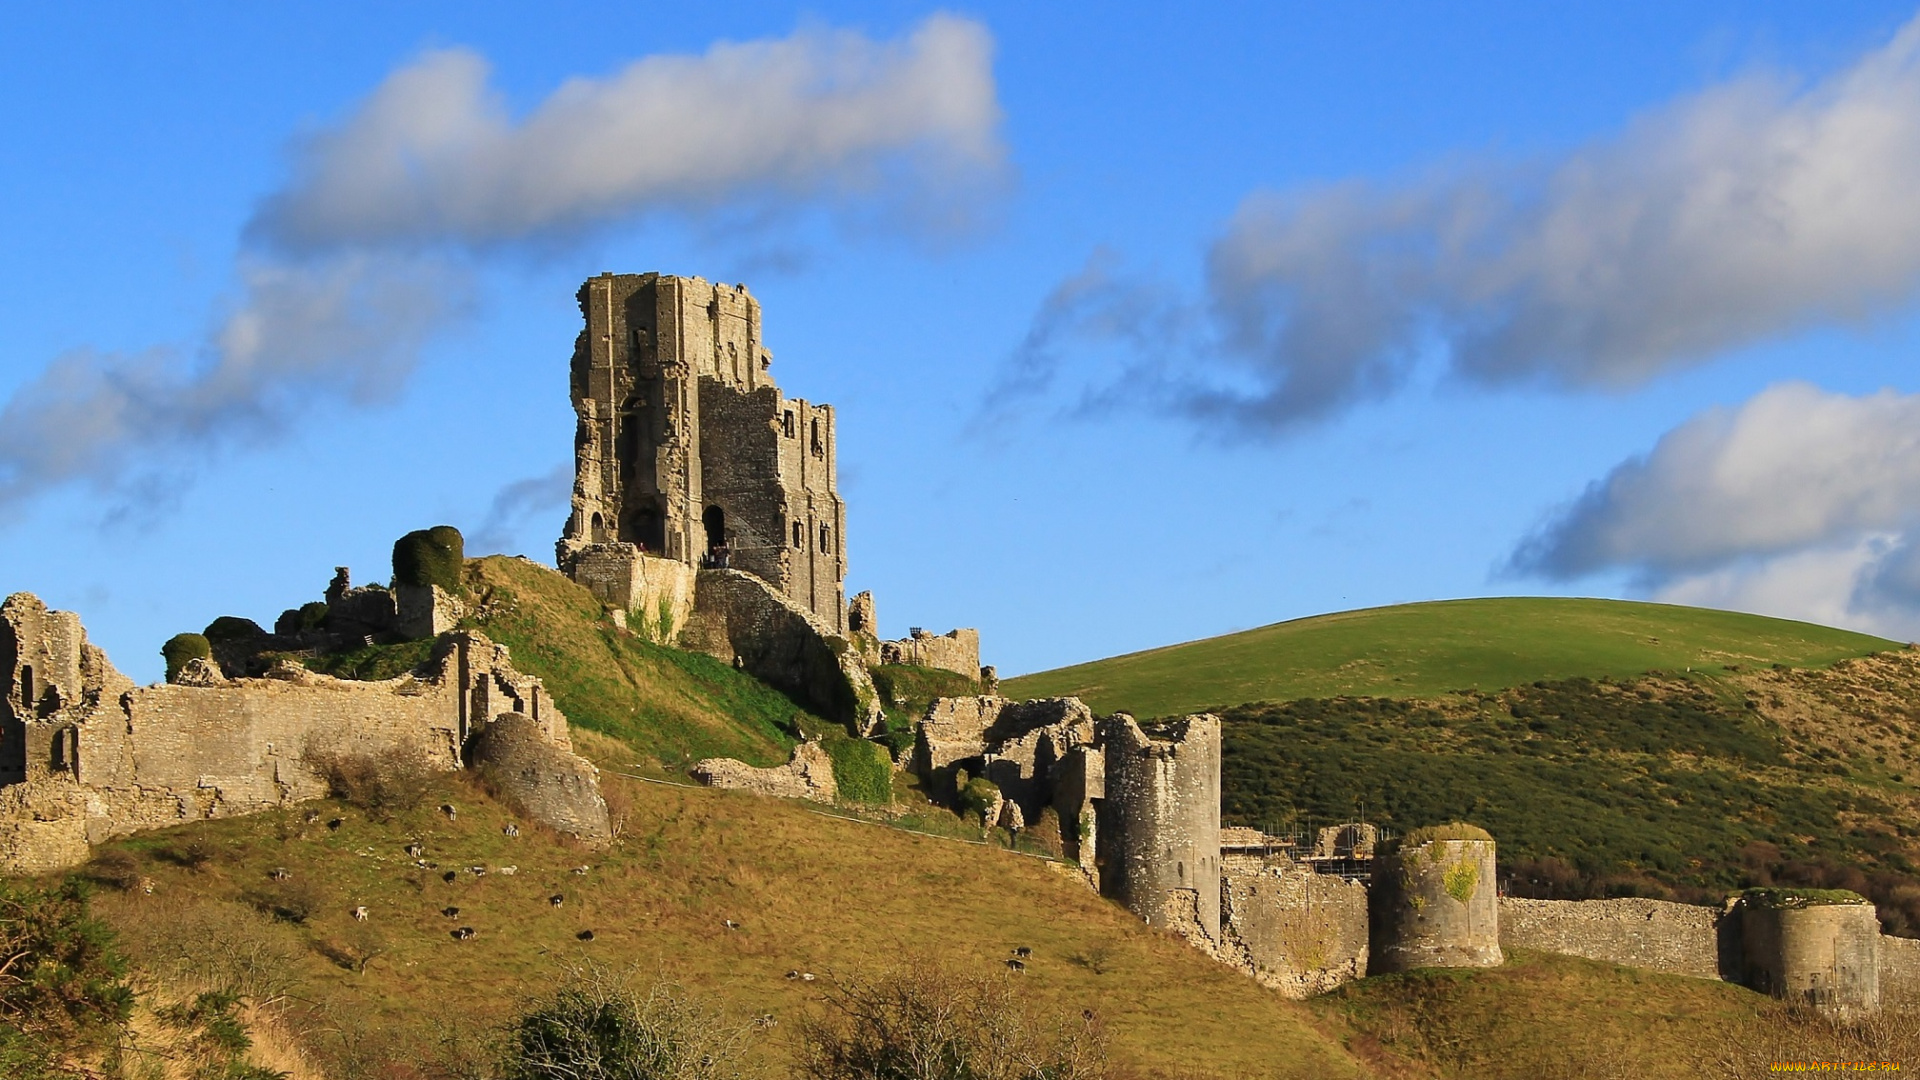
[[451, 927, 476, 941], [467, 866, 487, 877], [1004, 959, 1025, 973], [440, 804, 457, 819], [441, 906, 460, 918], [352, 906, 369, 922], [722, 919, 740, 930], [303, 809, 321, 824], [786, 970, 800, 980], [550, 894, 564, 908], [1012, 947, 1032, 959], [327, 818, 343, 831], [405, 843, 424, 858], [269, 868, 292, 881], [801, 973, 816, 982], [502, 823, 519, 837], [754, 1014, 777, 1029], [576, 930, 595, 941], [571, 865, 590, 875], [442, 871, 458, 883]]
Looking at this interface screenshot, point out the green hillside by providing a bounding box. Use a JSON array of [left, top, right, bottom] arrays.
[[1003, 597, 1900, 718]]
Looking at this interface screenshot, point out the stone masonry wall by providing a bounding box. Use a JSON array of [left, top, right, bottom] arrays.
[[683, 569, 882, 734], [0, 594, 611, 872], [880, 628, 980, 679], [1499, 897, 1735, 981], [1219, 858, 1371, 998], [1098, 714, 1222, 949], [561, 542, 698, 640]]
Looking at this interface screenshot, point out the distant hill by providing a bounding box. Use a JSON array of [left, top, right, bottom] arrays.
[[1002, 597, 1900, 718]]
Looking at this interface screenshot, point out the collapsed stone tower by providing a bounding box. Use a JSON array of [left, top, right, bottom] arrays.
[[558, 273, 847, 632], [1099, 714, 1223, 945]]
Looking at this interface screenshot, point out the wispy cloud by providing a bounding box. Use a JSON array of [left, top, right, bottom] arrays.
[[1510, 381, 1920, 638], [467, 462, 573, 556], [1009, 15, 1920, 434], [1, 15, 1005, 516]]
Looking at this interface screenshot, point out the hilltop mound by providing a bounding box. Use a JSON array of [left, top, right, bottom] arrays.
[[1004, 596, 1898, 717]]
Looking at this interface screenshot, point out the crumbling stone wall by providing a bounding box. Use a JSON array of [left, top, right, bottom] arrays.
[[468, 713, 612, 844], [1219, 858, 1371, 997], [1098, 714, 1222, 948], [558, 273, 846, 632], [0, 594, 610, 872], [879, 628, 981, 679], [682, 569, 881, 733], [2, 593, 133, 787], [1371, 838, 1503, 972], [560, 543, 697, 640], [1499, 897, 1734, 980], [692, 742, 837, 803]]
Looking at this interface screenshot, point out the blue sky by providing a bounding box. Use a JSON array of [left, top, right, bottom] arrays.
[[7, 2, 1920, 683]]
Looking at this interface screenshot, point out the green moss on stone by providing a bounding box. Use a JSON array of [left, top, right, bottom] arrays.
[[161, 634, 211, 683], [393, 525, 465, 592]]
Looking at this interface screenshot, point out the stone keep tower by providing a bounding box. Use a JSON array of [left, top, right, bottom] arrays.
[[558, 273, 848, 632], [1098, 713, 1223, 947]]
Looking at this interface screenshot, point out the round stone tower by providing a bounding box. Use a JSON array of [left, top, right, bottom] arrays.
[[1740, 889, 1880, 1017], [1371, 825, 1503, 972], [1098, 713, 1222, 948]]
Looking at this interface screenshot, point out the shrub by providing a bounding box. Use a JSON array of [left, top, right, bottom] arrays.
[[202, 616, 265, 644], [276, 602, 332, 636], [162, 633, 212, 683], [824, 735, 893, 805], [1398, 823, 1494, 848], [501, 967, 752, 1080], [0, 879, 134, 1049], [957, 777, 1001, 826], [302, 744, 434, 821], [394, 525, 465, 592], [797, 960, 1108, 1080]]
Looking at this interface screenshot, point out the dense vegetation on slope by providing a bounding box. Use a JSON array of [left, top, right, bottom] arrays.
[[1005, 597, 1899, 716], [1221, 656, 1920, 934]]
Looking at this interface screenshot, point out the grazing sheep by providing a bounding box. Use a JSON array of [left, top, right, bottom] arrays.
[[754, 1014, 777, 1029], [452, 927, 475, 941], [801, 973, 816, 982], [576, 930, 595, 941], [269, 868, 291, 881], [442, 871, 458, 883], [1004, 959, 1025, 973], [405, 843, 424, 858], [441, 906, 460, 918], [440, 804, 457, 819], [303, 809, 321, 824], [1013, 947, 1032, 959], [571, 865, 589, 875], [786, 970, 800, 980], [327, 818, 343, 831], [352, 906, 369, 922], [467, 866, 487, 877], [550, 894, 564, 908], [502, 823, 519, 837], [722, 919, 740, 930]]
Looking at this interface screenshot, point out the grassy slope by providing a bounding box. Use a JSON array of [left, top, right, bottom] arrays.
[[1003, 597, 1899, 718], [460, 556, 806, 769], [85, 765, 1368, 1079]]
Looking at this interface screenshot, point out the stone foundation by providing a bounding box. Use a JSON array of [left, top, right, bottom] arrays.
[[691, 742, 837, 803]]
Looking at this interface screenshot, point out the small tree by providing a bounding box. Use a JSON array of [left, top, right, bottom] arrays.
[[393, 525, 466, 592], [161, 633, 212, 683], [798, 961, 1108, 1080], [501, 967, 753, 1080]]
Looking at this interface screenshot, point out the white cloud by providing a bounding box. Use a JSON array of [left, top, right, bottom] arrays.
[[1017, 14, 1920, 433], [0, 255, 467, 508], [251, 15, 1003, 250], [1512, 381, 1920, 639]]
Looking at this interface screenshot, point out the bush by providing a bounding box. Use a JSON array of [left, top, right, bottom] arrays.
[[275, 602, 331, 636], [797, 960, 1108, 1080], [501, 968, 752, 1080], [302, 744, 434, 821], [0, 879, 134, 1053], [824, 735, 893, 805], [957, 777, 1001, 827], [202, 616, 265, 644], [394, 525, 465, 592], [162, 633, 212, 683]]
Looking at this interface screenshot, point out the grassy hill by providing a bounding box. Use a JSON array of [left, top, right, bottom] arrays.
[[72, 752, 1821, 1080], [1003, 597, 1900, 718]]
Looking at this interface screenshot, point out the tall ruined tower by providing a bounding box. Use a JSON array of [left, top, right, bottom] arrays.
[[557, 273, 847, 632]]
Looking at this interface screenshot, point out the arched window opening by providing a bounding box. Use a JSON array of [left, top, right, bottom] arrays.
[[783, 411, 795, 438], [811, 418, 823, 455], [703, 506, 726, 553], [629, 502, 665, 553], [590, 512, 608, 543], [792, 522, 803, 548]]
